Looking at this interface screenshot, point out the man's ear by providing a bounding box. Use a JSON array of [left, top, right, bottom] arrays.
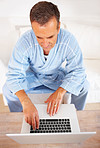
[[57, 22, 61, 33]]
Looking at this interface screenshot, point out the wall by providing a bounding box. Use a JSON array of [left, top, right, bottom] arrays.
[[0, 0, 100, 65], [0, 0, 100, 18]]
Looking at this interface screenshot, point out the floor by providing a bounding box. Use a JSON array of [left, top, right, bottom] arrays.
[[0, 94, 9, 112], [0, 94, 100, 113]]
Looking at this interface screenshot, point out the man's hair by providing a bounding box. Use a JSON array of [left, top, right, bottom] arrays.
[[30, 1, 60, 28]]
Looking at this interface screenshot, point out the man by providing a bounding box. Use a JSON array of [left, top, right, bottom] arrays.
[[3, 1, 89, 130]]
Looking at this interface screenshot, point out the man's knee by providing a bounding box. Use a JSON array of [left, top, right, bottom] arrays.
[[2, 83, 23, 112], [2, 83, 7, 96], [79, 80, 89, 97], [2, 83, 14, 101], [63, 93, 71, 104], [71, 80, 89, 110]]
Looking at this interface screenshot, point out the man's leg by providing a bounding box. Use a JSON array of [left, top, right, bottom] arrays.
[[2, 83, 55, 112], [71, 80, 89, 110], [2, 83, 23, 112], [63, 93, 71, 104]]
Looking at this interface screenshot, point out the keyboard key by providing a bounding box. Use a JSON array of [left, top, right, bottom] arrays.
[[30, 119, 71, 133]]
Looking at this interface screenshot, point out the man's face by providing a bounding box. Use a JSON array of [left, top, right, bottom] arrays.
[[31, 17, 60, 54]]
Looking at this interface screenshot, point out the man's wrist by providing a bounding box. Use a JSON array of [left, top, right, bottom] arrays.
[[57, 87, 67, 96], [15, 89, 32, 105], [21, 96, 31, 105]]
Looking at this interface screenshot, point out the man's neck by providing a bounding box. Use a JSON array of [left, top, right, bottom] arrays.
[[43, 50, 49, 55]]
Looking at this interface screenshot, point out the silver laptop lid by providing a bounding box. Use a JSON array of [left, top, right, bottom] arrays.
[[6, 104, 96, 144], [21, 104, 80, 134]]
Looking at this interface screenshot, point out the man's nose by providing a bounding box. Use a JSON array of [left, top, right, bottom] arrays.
[[42, 39, 49, 47]]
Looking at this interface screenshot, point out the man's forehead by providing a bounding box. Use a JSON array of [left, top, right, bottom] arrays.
[[35, 29, 57, 39], [32, 17, 58, 30], [32, 16, 57, 26], [32, 19, 58, 37]]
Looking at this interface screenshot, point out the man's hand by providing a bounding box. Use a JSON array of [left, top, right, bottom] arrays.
[[15, 90, 39, 130], [45, 87, 67, 116], [22, 99, 39, 130]]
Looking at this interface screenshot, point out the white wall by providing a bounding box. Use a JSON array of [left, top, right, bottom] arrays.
[[0, 0, 100, 102], [0, 0, 100, 18], [0, 0, 100, 65]]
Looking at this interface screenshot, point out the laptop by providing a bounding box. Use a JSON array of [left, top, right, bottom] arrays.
[[6, 103, 96, 144]]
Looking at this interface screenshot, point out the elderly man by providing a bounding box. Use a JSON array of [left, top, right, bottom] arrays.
[[3, 1, 89, 130]]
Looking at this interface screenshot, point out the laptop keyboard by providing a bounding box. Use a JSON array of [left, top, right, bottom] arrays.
[[30, 119, 71, 133]]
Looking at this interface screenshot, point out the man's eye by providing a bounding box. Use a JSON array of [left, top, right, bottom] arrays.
[[37, 37, 42, 39], [37, 35, 54, 39], [48, 36, 53, 39]]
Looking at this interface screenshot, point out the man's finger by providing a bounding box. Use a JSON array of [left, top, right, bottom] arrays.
[[53, 103, 57, 116], [25, 116, 28, 123], [28, 116, 32, 125], [32, 116, 36, 130], [49, 101, 55, 116], [44, 97, 50, 103], [35, 114, 39, 129], [56, 102, 60, 113], [47, 101, 51, 113]]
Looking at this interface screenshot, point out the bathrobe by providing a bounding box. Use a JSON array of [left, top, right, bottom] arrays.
[[6, 28, 87, 96]]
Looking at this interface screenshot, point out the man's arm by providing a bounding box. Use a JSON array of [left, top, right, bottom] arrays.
[[15, 90, 39, 130], [45, 87, 67, 116]]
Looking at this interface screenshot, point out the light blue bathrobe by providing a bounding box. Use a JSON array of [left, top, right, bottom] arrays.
[[6, 28, 87, 96]]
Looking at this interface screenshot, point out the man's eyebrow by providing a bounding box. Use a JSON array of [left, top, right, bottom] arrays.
[[36, 36, 43, 39], [47, 35, 55, 38], [36, 34, 55, 39]]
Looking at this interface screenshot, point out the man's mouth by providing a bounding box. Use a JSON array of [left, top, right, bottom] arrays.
[[42, 45, 51, 49]]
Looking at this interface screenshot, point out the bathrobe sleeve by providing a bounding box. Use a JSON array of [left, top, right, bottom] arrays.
[[6, 36, 31, 94], [60, 34, 86, 96]]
